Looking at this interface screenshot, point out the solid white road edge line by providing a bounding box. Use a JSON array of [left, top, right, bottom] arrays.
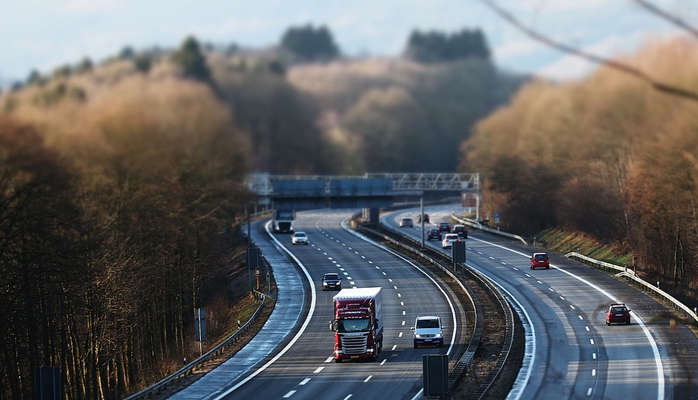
[[214, 221, 317, 399], [470, 236, 665, 400]]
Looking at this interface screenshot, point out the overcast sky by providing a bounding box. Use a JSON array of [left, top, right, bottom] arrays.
[[1, 0, 695, 85]]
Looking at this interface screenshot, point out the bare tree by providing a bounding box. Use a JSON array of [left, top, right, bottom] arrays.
[[479, 0, 698, 101]]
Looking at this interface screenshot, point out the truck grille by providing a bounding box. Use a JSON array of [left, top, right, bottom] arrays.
[[340, 335, 367, 354]]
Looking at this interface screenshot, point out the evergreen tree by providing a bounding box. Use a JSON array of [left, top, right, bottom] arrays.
[[134, 53, 152, 74], [280, 24, 340, 61], [171, 35, 212, 83], [119, 45, 135, 60], [405, 28, 490, 63]]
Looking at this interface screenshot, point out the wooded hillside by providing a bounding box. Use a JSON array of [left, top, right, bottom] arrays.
[[462, 38, 698, 301], [0, 29, 521, 399], [0, 70, 251, 398]]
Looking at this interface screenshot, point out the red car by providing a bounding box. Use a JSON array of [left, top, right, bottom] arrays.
[[530, 253, 549, 269], [606, 304, 631, 325]]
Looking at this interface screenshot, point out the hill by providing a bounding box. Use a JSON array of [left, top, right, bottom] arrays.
[[462, 37, 698, 303]]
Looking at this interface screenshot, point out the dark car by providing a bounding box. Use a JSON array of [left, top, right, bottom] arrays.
[[321, 273, 342, 291], [438, 222, 451, 232], [400, 217, 414, 228], [451, 225, 468, 239], [606, 304, 631, 325], [418, 213, 430, 223], [530, 253, 550, 269], [427, 228, 442, 241]]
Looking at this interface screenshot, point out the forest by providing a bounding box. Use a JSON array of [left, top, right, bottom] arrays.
[[0, 26, 516, 399], [3, 20, 698, 398], [462, 38, 698, 304]]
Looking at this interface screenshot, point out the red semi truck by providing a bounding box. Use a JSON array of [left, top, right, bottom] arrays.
[[330, 287, 384, 362]]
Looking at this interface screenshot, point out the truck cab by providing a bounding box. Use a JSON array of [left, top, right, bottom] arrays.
[[272, 209, 295, 233]]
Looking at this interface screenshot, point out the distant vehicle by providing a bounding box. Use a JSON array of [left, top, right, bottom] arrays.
[[418, 214, 430, 223], [530, 253, 550, 269], [322, 273, 342, 291], [606, 304, 631, 325], [451, 225, 468, 239], [400, 217, 414, 228], [427, 228, 442, 241], [412, 316, 443, 348], [438, 222, 451, 232], [273, 209, 295, 233], [291, 231, 309, 245], [442, 233, 460, 248]]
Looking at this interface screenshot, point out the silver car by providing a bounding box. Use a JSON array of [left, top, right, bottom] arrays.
[[412, 316, 443, 348], [291, 231, 309, 245]]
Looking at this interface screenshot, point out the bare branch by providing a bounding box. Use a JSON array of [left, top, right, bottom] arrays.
[[479, 0, 698, 102], [633, 0, 698, 39]]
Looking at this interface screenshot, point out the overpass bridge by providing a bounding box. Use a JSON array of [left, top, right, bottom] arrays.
[[247, 172, 479, 196], [246, 173, 479, 222]]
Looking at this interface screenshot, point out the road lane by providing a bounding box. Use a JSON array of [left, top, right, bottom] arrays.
[[388, 205, 698, 400], [222, 210, 465, 400]]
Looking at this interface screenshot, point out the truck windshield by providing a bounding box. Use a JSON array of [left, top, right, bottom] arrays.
[[276, 211, 294, 220], [337, 318, 371, 332]]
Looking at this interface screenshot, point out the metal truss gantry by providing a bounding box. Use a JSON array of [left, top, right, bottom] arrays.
[[246, 172, 479, 196]]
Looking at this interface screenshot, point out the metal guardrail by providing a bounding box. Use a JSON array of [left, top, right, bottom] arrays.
[[365, 219, 516, 398], [452, 215, 528, 245], [355, 223, 483, 392], [466, 265, 516, 400], [453, 213, 698, 326], [123, 252, 273, 400], [565, 252, 698, 325]]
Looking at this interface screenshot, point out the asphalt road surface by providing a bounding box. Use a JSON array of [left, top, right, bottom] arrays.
[[389, 205, 698, 400]]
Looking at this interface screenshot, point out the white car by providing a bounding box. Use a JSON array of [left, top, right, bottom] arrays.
[[291, 231, 309, 245], [412, 316, 443, 348], [441, 233, 460, 248]]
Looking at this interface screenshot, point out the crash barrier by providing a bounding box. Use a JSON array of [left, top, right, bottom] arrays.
[[124, 250, 273, 400], [453, 211, 698, 326], [451, 215, 528, 245], [361, 219, 516, 398], [565, 252, 698, 325]]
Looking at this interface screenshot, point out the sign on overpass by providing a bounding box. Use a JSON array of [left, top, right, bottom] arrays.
[[245, 172, 480, 211], [268, 178, 393, 210]]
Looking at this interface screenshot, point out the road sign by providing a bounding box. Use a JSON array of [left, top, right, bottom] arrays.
[[452, 241, 466, 265], [195, 308, 206, 342], [462, 193, 477, 207], [34, 366, 60, 400]]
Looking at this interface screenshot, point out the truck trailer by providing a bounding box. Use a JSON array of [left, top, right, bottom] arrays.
[[330, 287, 383, 362]]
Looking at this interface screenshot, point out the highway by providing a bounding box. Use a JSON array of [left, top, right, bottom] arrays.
[[387, 205, 698, 400], [204, 209, 469, 400], [169, 205, 698, 400]]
